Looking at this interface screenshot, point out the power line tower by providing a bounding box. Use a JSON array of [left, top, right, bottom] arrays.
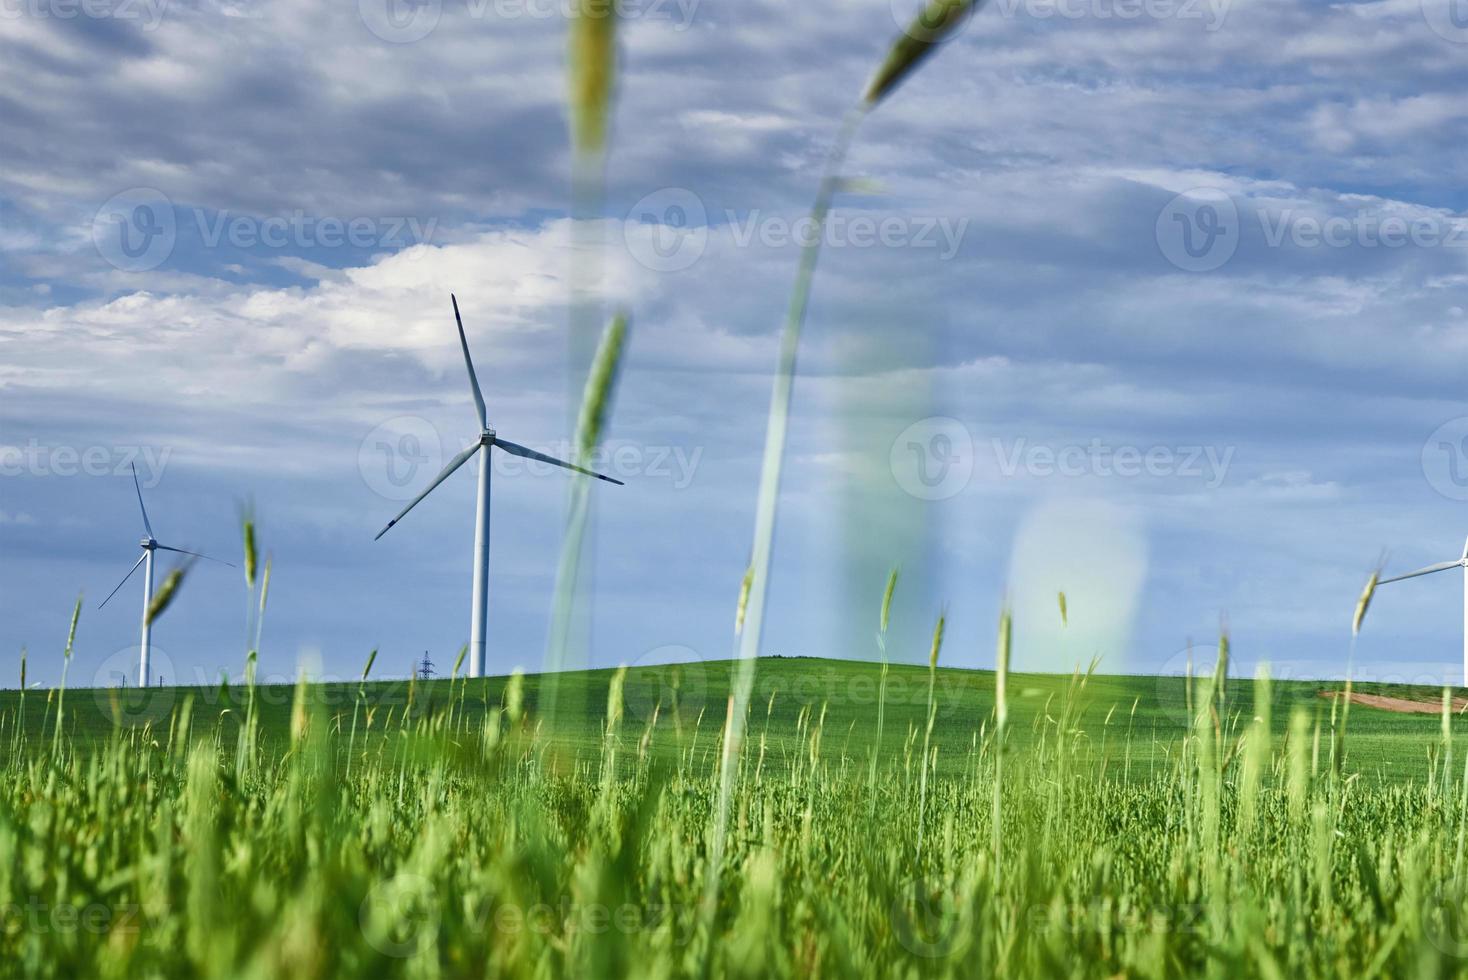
[[418, 652, 435, 681]]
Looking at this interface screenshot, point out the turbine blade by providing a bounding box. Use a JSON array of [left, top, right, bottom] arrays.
[[494, 439, 624, 485], [155, 544, 235, 568], [451, 294, 488, 431], [1379, 560, 1462, 585], [131, 463, 155, 539], [99, 553, 147, 609], [374, 440, 482, 540]]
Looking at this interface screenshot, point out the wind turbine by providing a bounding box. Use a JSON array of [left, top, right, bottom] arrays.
[[99, 464, 233, 687], [374, 294, 623, 678], [1377, 535, 1468, 685]]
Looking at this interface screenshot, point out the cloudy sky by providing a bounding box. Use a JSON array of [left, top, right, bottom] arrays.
[[3, 0, 1468, 690]]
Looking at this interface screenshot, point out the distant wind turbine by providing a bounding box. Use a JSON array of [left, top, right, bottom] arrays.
[[373, 294, 623, 678], [99, 464, 234, 687], [1377, 535, 1468, 684]]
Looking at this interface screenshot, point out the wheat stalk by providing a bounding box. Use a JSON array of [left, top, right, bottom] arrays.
[[916, 610, 945, 859], [992, 604, 1011, 883], [544, 313, 631, 721]]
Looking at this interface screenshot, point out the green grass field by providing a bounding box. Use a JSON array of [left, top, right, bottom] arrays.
[[6, 657, 1465, 783], [7, 654, 1468, 977]]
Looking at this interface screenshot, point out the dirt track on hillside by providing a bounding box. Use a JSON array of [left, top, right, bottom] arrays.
[[1320, 690, 1468, 714]]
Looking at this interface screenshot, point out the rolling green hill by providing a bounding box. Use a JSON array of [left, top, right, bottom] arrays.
[[5, 656, 1464, 783]]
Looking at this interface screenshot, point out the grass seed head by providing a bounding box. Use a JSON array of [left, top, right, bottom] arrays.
[[290, 669, 309, 744], [1057, 591, 1067, 628], [506, 668, 525, 724], [881, 567, 899, 634], [241, 504, 258, 589], [1216, 625, 1230, 701], [736, 563, 755, 635], [607, 664, 627, 732], [146, 564, 190, 626], [1352, 569, 1379, 636], [576, 312, 629, 463], [865, 0, 977, 107], [929, 611, 946, 670], [568, 0, 619, 158], [64, 594, 82, 661], [361, 649, 378, 683]]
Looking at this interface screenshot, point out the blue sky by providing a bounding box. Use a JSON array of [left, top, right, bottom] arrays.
[[4, 0, 1468, 689]]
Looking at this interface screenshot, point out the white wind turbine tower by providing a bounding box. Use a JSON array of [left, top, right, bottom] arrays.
[[1377, 535, 1468, 685], [374, 294, 623, 678], [99, 464, 234, 687]]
